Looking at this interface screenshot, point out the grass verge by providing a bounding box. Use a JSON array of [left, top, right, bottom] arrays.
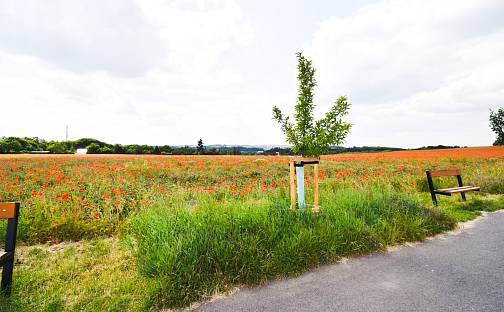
[[127, 189, 456, 308], [0, 239, 153, 312], [444, 194, 504, 222], [2, 192, 502, 311]]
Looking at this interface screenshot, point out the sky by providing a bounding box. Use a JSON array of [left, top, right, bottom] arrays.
[[0, 0, 503, 148]]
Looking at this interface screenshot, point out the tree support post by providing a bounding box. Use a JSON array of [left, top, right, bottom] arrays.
[[289, 157, 320, 212], [290, 159, 296, 209], [313, 164, 319, 212]]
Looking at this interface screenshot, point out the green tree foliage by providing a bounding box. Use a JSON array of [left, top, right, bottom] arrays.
[[113, 144, 125, 154], [232, 146, 241, 155], [490, 108, 504, 145], [0, 137, 22, 153], [128, 145, 153, 154], [86, 143, 102, 154], [47, 141, 69, 154], [0, 137, 49, 153], [272, 52, 351, 157], [100, 146, 113, 154], [74, 138, 108, 149]]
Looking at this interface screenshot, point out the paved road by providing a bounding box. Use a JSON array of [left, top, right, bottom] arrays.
[[195, 211, 504, 312]]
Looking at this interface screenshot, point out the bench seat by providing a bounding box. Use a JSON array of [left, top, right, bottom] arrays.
[[426, 169, 480, 206], [435, 186, 480, 195]]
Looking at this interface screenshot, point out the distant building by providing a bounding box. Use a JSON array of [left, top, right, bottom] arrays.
[[76, 148, 88, 155]]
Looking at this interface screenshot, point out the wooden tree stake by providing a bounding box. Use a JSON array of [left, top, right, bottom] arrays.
[[313, 164, 319, 213], [289, 159, 296, 209]]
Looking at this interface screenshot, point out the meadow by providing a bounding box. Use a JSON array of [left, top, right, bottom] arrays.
[[1, 147, 504, 311]]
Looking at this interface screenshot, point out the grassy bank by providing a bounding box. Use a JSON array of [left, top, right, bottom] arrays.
[[0, 150, 503, 311], [127, 189, 453, 308], [2, 192, 502, 311], [0, 239, 153, 312]]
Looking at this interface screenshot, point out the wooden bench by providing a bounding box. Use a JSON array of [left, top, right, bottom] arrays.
[[425, 169, 480, 206], [0, 202, 20, 296]]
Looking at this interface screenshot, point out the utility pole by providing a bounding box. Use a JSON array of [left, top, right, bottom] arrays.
[[65, 125, 68, 141]]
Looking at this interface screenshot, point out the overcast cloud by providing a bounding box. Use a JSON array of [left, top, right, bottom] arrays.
[[0, 0, 502, 147]]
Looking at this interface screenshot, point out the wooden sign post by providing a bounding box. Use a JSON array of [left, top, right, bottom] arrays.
[[289, 157, 320, 212]]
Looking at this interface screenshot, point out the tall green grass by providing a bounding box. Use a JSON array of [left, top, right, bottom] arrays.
[[3, 191, 502, 311], [128, 189, 455, 308], [0, 239, 152, 312]]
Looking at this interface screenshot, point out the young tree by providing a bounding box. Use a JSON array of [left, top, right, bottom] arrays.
[[197, 139, 205, 154], [490, 108, 504, 145], [272, 52, 351, 157]]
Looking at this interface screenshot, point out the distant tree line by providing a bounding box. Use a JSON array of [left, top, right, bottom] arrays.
[[0, 137, 256, 155], [0, 136, 463, 155], [413, 145, 463, 150], [327, 146, 404, 154], [0, 137, 240, 155], [0, 137, 49, 154], [326, 145, 461, 154]]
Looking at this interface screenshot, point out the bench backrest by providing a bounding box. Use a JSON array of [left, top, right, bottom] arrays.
[[427, 169, 461, 178], [0, 203, 18, 220], [426, 169, 464, 191]]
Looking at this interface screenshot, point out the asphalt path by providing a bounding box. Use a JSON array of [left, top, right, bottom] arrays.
[[195, 210, 504, 312]]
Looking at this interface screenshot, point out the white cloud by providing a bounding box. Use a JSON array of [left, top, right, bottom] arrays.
[[305, 0, 504, 147], [0, 0, 166, 77], [138, 0, 254, 75], [0, 0, 502, 147], [0, 0, 261, 145]]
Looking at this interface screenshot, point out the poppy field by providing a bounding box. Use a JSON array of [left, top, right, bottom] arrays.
[[1, 147, 503, 242], [1, 147, 504, 311]]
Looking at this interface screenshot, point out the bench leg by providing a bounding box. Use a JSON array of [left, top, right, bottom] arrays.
[[2, 213, 19, 297], [457, 175, 467, 201], [430, 191, 438, 206], [1, 256, 14, 296], [461, 192, 466, 201], [426, 171, 438, 206]]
